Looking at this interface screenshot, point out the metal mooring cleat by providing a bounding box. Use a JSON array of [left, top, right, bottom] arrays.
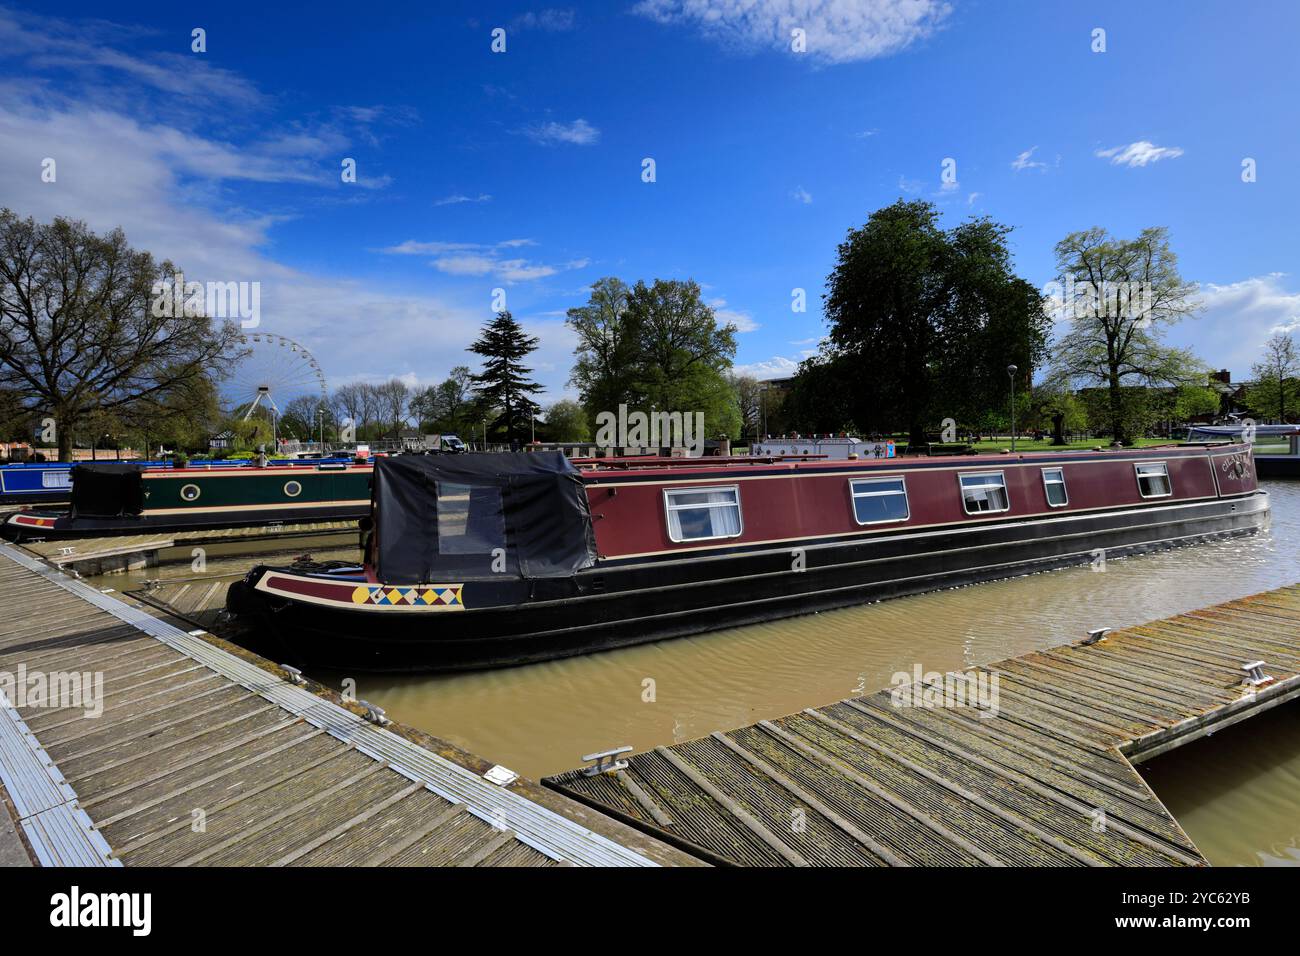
[[281, 664, 306, 686], [1241, 661, 1273, 687], [1081, 627, 1110, 646], [581, 745, 633, 776], [358, 699, 390, 725]]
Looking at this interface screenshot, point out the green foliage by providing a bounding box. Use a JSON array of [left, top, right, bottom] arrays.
[[1170, 384, 1221, 422], [1245, 332, 1300, 422], [1046, 225, 1203, 444], [543, 400, 589, 442], [783, 353, 860, 434], [411, 366, 476, 435], [806, 200, 1048, 445], [468, 311, 542, 443], [219, 416, 273, 452], [567, 277, 740, 440], [566, 278, 637, 418], [1079, 387, 1160, 440]]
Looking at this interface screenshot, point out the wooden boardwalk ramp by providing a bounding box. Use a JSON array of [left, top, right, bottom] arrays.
[[546, 584, 1300, 867], [0, 542, 693, 867], [126, 575, 241, 635]]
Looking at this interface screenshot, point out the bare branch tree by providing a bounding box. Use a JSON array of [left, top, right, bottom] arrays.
[[0, 210, 244, 460]]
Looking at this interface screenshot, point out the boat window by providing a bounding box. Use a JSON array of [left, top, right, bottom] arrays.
[[959, 472, 1010, 514], [1135, 462, 1172, 498], [849, 477, 909, 524], [436, 481, 506, 554], [1041, 468, 1068, 507], [664, 486, 742, 542]]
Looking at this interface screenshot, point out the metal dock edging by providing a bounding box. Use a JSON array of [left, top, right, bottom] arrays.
[[0, 690, 118, 866], [0, 542, 658, 868]]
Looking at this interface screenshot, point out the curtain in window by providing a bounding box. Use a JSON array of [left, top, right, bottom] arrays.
[[667, 489, 740, 540]]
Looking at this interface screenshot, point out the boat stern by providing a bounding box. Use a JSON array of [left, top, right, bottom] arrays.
[[2, 510, 63, 540]]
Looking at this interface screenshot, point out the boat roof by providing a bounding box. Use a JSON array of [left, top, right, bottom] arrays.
[[1188, 424, 1300, 437], [571, 444, 1238, 481]]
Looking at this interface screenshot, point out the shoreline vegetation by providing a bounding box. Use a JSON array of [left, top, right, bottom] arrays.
[[2, 202, 1296, 463]]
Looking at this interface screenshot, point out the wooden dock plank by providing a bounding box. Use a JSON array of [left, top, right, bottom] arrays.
[[0, 541, 693, 868], [547, 583, 1300, 867]]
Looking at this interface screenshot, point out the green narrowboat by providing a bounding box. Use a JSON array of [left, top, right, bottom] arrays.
[[3, 461, 373, 540]]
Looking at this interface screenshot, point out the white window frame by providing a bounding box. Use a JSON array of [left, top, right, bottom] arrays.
[[1040, 467, 1068, 508], [663, 485, 743, 543], [958, 471, 1010, 515], [1135, 461, 1173, 499], [849, 476, 910, 526]]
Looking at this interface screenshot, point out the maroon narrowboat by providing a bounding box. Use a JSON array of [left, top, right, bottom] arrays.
[[226, 445, 1268, 672]]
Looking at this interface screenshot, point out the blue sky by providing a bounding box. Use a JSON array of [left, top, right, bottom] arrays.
[[1, 0, 1297, 408]]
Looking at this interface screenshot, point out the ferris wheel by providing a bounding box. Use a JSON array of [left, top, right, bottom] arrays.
[[224, 332, 329, 422]]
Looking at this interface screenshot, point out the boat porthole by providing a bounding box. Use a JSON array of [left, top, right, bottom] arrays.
[[284, 480, 303, 498], [180, 483, 201, 502]]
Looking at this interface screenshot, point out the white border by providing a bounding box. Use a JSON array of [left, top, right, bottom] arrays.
[[848, 475, 910, 525], [662, 484, 743, 543]]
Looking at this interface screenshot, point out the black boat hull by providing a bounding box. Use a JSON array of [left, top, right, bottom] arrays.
[[229, 492, 1269, 672], [1256, 456, 1300, 479], [3, 504, 367, 541]]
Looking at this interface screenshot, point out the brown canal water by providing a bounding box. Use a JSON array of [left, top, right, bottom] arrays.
[[80, 482, 1300, 864], [1140, 702, 1300, 866]]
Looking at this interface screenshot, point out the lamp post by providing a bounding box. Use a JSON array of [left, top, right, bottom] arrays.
[[1007, 364, 1018, 452]]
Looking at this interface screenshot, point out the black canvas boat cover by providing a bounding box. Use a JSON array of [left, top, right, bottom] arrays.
[[70, 463, 146, 518], [373, 451, 597, 584]]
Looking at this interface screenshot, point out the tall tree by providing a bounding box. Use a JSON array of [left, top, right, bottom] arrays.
[[1247, 332, 1299, 422], [0, 210, 243, 460], [730, 373, 763, 441], [281, 394, 326, 441], [817, 200, 1047, 445], [1046, 226, 1201, 444], [332, 383, 365, 439], [544, 400, 589, 442], [567, 277, 741, 439], [412, 365, 474, 432], [467, 311, 542, 443], [567, 277, 636, 415], [375, 378, 410, 432], [626, 279, 737, 422]]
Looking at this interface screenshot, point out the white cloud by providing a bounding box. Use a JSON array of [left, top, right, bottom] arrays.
[[434, 193, 492, 206], [734, 355, 802, 379], [1011, 146, 1046, 172], [0, 8, 266, 109], [523, 118, 600, 146], [385, 237, 586, 283], [1164, 274, 1300, 378], [897, 174, 923, 194], [790, 185, 812, 204], [434, 254, 499, 276], [0, 100, 565, 399], [632, 0, 951, 64], [510, 8, 577, 31], [382, 240, 480, 255], [708, 297, 759, 333], [1095, 140, 1184, 168]]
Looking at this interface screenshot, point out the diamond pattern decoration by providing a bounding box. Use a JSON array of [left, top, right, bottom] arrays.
[[349, 583, 464, 608]]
